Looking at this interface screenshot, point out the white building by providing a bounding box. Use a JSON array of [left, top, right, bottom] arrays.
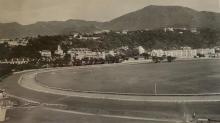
[[108, 50, 115, 56], [0, 38, 28, 46], [190, 28, 198, 33], [151, 49, 164, 57], [196, 48, 215, 56], [164, 27, 174, 32], [7, 41, 19, 46], [97, 52, 106, 59], [94, 30, 110, 34], [165, 48, 215, 58], [136, 46, 145, 55], [78, 36, 100, 40], [68, 48, 87, 60], [122, 30, 128, 34], [165, 49, 197, 58], [54, 45, 64, 56], [67, 48, 105, 60], [0, 58, 29, 64], [40, 50, 52, 58], [0, 39, 10, 44]]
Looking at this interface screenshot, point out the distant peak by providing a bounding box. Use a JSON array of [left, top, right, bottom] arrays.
[[144, 5, 194, 10], [145, 5, 184, 8], [141, 5, 197, 13]]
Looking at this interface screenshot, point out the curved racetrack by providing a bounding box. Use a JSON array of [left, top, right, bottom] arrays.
[[4, 59, 220, 123], [36, 59, 220, 95]]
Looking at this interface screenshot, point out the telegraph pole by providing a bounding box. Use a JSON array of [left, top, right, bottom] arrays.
[[154, 83, 157, 95]]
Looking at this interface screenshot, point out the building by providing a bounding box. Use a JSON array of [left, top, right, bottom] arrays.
[[0, 38, 28, 47], [0, 39, 10, 44], [190, 28, 198, 33], [196, 48, 215, 57], [164, 27, 174, 32], [151, 49, 164, 57], [67, 48, 90, 60], [214, 46, 220, 57], [181, 49, 197, 58], [67, 48, 105, 60], [136, 46, 145, 55], [17, 38, 28, 46], [78, 36, 100, 40], [108, 50, 115, 56], [166, 48, 214, 58], [151, 46, 215, 59], [96, 52, 106, 59], [54, 45, 64, 56], [181, 46, 192, 50], [164, 48, 215, 58], [122, 30, 128, 34], [7, 41, 19, 46], [94, 30, 110, 34], [114, 46, 129, 55], [39, 50, 52, 58], [0, 58, 29, 64], [165, 49, 197, 58]]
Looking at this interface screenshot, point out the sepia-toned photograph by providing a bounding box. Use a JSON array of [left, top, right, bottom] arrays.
[[1, 0, 220, 123]]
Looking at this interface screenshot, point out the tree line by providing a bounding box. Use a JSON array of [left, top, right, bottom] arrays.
[[0, 28, 220, 60]]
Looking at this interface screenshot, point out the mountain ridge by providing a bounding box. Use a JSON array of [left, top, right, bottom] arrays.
[[1, 5, 220, 38]]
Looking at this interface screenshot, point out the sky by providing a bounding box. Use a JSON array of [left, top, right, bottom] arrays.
[[0, 0, 219, 25]]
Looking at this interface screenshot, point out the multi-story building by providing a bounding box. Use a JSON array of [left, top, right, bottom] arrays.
[[196, 48, 215, 56], [67, 48, 105, 60], [165, 49, 197, 58], [164, 48, 215, 58]]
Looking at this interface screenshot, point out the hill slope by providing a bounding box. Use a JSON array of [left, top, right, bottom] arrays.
[[1, 5, 220, 38], [0, 20, 102, 38], [104, 5, 220, 30]]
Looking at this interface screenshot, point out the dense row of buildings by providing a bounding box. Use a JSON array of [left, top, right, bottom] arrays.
[[1, 30, 220, 65], [67, 48, 105, 60], [39, 45, 106, 60], [0, 58, 30, 64], [0, 38, 29, 47], [1, 43, 220, 65], [39, 45, 146, 60], [151, 47, 218, 58], [39, 45, 220, 61]]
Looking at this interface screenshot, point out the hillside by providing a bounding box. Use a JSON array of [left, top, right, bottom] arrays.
[[0, 20, 102, 38], [1, 5, 220, 38], [104, 5, 220, 30]]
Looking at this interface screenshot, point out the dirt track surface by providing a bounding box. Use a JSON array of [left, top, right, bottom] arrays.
[[2, 61, 220, 122]]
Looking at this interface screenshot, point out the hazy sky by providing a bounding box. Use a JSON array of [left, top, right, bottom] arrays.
[[0, 0, 219, 25]]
